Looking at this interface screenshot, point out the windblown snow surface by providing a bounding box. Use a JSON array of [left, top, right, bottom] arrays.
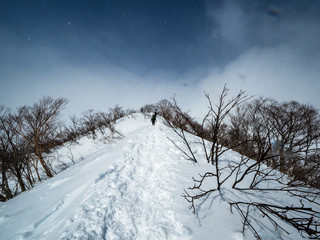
[[0, 114, 318, 240]]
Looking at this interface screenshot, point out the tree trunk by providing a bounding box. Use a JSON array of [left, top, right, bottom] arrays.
[[25, 165, 35, 187], [38, 154, 53, 178], [1, 167, 13, 199], [280, 150, 285, 172], [14, 165, 26, 192], [31, 159, 42, 182]]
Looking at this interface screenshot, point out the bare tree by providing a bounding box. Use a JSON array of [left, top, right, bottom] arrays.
[[0, 98, 132, 202], [13, 97, 68, 178], [156, 99, 175, 118], [0, 107, 33, 200], [168, 85, 251, 189], [109, 105, 125, 123], [164, 103, 198, 163], [63, 115, 82, 143], [80, 109, 98, 139], [200, 86, 251, 189], [140, 104, 156, 117], [167, 87, 320, 238], [0, 107, 14, 200], [264, 101, 320, 171], [230, 201, 320, 239]]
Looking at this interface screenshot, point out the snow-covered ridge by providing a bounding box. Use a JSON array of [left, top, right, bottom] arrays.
[[0, 114, 188, 240], [0, 114, 319, 239]]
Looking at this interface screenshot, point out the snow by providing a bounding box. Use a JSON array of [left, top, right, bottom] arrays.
[[0, 114, 318, 239]]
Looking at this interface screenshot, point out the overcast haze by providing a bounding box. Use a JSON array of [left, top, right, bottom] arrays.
[[1, 0, 319, 118]]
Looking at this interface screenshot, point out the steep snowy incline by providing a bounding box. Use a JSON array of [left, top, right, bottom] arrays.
[[59, 125, 189, 240], [2, 114, 314, 240], [0, 115, 192, 240]]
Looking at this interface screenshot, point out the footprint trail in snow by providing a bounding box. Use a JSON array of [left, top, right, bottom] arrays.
[[60, 126, 188, 240]]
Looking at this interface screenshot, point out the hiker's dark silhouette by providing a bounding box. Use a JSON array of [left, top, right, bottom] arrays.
[[151, 113, 157, 126]]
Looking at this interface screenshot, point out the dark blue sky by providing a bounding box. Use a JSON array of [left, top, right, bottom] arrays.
[[1, 0, 320, 116], [1, 0, 211, 74]]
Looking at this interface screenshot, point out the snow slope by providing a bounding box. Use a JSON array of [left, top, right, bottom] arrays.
[[0, 114, 318, 240]]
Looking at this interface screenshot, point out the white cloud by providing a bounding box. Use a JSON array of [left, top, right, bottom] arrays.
[[198, 46, 320, 112], [0, 42, 197, 119], [195, 0, 320, 118]]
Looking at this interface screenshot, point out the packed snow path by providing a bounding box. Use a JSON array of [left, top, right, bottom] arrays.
[[61, 126, 186, 239], [0, 117, 192, 240]]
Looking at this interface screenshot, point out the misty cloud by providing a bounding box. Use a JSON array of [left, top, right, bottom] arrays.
[[207, 1, 248, 49], [197, 0, 320, 116], [200, 45, 319, 100], [0, 36, 197, 117]]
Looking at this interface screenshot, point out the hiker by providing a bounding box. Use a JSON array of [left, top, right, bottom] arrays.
[[151, 113, 157, 125]]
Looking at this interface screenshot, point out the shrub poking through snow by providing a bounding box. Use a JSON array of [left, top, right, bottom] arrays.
[[165, 85, 320, 239]]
